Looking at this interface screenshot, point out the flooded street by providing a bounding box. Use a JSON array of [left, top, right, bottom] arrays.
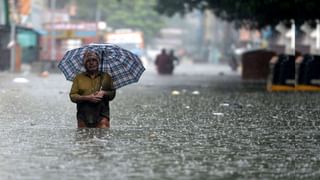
[[0, 64, 319, 180]]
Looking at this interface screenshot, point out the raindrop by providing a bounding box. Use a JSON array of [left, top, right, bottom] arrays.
[[246, 104, 254, 107], [149, 132, 157, 138], [219, 103, 230, 107], [213, 112, 224, 116]]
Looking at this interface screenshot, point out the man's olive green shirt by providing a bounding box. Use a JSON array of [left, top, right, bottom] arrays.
[[69, 72, 115, 102]]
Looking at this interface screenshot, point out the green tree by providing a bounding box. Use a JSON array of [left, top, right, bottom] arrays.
[[154, 0, 320, 29], [68, 0, 165, 43]]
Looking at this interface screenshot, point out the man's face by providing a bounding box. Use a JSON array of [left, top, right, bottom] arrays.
[[85, 58, 99, 72]]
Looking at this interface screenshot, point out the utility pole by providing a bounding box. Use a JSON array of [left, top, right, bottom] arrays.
[[316, 20, 320, 52], [95, 0, 101, 42], [9, 0, 17, 72], [50, 0, 56, 63], [290, 20, 295, 53]]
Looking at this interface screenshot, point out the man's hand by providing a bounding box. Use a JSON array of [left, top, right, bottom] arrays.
[[94, 90, 107, 98], [85, 93, 103, 103], [94, 90, 116, 101]]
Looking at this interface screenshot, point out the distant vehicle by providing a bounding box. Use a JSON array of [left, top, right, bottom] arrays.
[[105, 29, 144, 57]]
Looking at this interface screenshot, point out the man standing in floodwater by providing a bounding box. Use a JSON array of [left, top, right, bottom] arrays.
[[69, 51, 116, 128]]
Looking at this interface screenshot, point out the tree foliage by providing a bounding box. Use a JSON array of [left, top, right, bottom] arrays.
[[68, 0, 165, 43], [154, 0, 320, 29]]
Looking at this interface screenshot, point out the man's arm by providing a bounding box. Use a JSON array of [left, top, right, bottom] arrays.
[[71, 94, 103, 103], [100, 74, 116, 101], [97, 90, 116, 101]]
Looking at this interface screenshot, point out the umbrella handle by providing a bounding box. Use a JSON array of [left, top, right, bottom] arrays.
[[100, 51, 104, 73], [100, 58, 103, 73]]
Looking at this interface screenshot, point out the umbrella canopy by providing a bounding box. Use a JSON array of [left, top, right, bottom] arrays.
[[58, 43, 145, 89]]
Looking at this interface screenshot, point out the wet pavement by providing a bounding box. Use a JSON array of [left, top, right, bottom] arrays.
[[0, 63, 319, 180]]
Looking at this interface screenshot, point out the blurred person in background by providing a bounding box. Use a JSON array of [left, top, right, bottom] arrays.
[[169, 49, 179, 66], [155, 48, 174, 74]]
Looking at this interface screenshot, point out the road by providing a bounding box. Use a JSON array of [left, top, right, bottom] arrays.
[[0, 63, 319, 180]]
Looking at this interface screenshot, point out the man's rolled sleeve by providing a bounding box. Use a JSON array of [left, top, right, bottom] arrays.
[[101, 74, 116, 101]]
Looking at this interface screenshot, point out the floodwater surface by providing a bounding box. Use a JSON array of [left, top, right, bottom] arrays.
[[0, 66, 319, 180]]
